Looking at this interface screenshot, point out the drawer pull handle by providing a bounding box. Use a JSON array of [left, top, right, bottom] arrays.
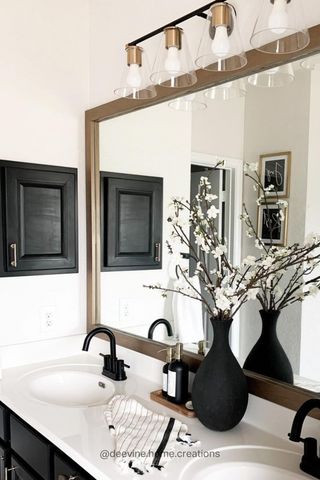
[[5, 466, 19, 480], [155, 242, 161, 262], [58, 475, 78, 480], [10, 243, 17, 267]]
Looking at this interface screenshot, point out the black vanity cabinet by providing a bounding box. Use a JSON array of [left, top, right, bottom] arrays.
[[101, 172, 163, 271], [0, 160, 78, 277], [0, 402, 95, 480]]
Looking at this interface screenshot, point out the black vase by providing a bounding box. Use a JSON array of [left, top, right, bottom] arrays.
[[243, 309, 293, 384], [192, 317, 248, 432]]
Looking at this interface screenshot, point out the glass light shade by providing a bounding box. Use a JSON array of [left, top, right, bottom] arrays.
[[250, 0, 310, 54], [168, 92, 207, 111], [204, 79, 247, 100], [195, 3, 247, 72], [247, 63, 295, 87], [150, 27, 197, 88], [301, 54, 320, 70], [114, 46, 157, 100]]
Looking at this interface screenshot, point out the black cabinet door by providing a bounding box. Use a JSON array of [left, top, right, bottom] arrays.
[[0, 160, 78, 276], [101, 172, 163, 271], [8, 455, 42, 480], [10, 414, 50, 480], [54, 452, 95, 480]]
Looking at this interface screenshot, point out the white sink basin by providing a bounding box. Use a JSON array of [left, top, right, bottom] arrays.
[[179, 446, 308, 480], [14, 363, 135, 407]]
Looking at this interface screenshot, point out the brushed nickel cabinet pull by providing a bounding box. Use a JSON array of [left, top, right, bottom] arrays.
[[10, 243, 17, 267], [155, 243, 161, 262], [5, 466, 19, 480]]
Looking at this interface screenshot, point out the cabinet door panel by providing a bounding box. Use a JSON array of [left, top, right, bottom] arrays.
[[10, 415, 50, 480], [22, 185, 62, 256]]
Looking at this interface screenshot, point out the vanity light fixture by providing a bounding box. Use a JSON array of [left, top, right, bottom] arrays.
[[204, 78, 247, 100], [150, 27, 197, 88], [250, 0, 310, 54], [114, 45, 156, 100], [195, 2, 247, 72], [168, 92, 207, 111], [247, 62, 295, 87], [114, 0, 311, 100]]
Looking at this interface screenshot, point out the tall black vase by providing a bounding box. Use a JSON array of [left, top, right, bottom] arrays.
[[192, 317, 248, 432], [243, 309, 293, 384]]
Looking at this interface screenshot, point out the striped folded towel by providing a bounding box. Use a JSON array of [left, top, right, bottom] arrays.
[[104, 395, 199, 475]]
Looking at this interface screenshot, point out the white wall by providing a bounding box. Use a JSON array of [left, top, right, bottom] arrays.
[[0, 0, 89, 346], [99, 102, 192, 340], [240, 69, 311, 372], [191, 96, 245, 160]]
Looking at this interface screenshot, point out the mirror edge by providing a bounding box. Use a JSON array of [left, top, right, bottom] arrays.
[[86, 24, 320, 418]]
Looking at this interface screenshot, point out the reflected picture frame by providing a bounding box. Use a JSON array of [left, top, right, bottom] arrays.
[[257, 203, 288, 246], [259, 152, 291, 199]]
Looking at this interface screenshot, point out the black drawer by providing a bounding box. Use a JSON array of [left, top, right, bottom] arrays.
[[10, 415, 50, 480], [54, 452, 95, 480]]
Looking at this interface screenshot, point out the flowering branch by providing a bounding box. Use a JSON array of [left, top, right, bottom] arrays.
[[241, 162, 320, 311]]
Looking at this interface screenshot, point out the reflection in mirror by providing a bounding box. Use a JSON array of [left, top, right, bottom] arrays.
[[98, 55, 320, 392]]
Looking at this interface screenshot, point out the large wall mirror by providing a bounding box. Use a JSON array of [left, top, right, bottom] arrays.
[[86, 24, 320, 416]]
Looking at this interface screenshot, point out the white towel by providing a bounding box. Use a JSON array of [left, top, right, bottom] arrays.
[[104, 395, 199, 475], [172, 275, 204, 344]]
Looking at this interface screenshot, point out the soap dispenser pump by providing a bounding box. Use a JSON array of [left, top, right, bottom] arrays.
[[161, 346, 175, 397], [167, 343, 189, 405]]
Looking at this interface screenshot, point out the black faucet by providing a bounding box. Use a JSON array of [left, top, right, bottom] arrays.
[[288, 398, 320, 479], [147, 318, 173, 339], [82, 327, 129, 381]]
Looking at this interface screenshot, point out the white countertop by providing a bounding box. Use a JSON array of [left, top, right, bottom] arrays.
[[0, 336, 315, 480]]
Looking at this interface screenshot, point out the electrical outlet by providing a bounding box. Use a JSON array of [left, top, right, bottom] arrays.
[[40, 306, 57, 332], [119, 298, 132, 322]]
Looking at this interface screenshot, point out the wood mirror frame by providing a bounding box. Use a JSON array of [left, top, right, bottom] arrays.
[[86, 24, 320, 419]]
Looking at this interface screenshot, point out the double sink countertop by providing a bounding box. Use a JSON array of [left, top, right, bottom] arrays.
[[0, 339, 315, 480]]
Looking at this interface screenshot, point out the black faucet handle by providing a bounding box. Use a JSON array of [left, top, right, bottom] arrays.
[[302, 437, 318, 460], [99, 352, 111, 371], [115, 359, 129, 381]]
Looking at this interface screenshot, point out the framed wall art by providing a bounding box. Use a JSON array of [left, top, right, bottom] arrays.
[[257, 203, 288, 246], [259, 152, 291, 198]]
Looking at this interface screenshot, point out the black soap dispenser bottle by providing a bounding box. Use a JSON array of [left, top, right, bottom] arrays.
[[162, 346, 175, 397], [167, 343, 189, 405]]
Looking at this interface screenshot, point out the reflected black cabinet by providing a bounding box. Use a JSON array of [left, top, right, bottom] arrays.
[[101, 172, 163, 271], [0, 160, 78, 276]]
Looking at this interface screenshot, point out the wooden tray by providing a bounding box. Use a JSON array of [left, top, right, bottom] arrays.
[[150, 389, 196, 418]]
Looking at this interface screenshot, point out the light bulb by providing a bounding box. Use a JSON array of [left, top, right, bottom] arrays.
[[211, 25, 231, 58], [268, 0, 289, 34], [164, 46, 181, 74], [126, 63, 142, 88]]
